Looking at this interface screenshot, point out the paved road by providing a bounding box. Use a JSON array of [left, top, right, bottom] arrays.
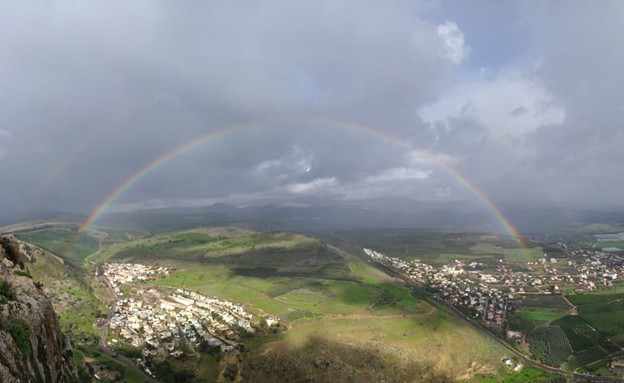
[[373, 262, 624, 383], [91, 262, 159, 382], [92, 345, 159, 383]]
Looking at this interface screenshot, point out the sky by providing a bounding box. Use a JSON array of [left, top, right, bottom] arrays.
[[1, 0, 623, 220]]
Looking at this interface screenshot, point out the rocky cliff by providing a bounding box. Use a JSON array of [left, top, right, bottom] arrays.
[[0, 234, 79, 383]]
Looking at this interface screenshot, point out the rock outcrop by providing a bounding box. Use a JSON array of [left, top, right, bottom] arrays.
[[0, 234, 79, 383]]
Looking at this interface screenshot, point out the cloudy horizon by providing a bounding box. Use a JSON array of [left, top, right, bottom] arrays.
[[1, 1, 623, 221]]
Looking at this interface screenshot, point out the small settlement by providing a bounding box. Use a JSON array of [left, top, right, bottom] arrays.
[[97, 263, 280, 362], [364, 242, 624, 327]]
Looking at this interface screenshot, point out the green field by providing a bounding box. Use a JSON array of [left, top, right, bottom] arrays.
[[567, 293, 624, 305], [517, 309, 566, 322], [520, 295, 571, 310], [566, 345, 608, 370], [595, 241, 624, 250], [78, 346, 146, 383], [331, 229, 541, 269], [564, 293, 624, 347], [96, 228, 318, 263], [113, 227, 511, 381], [506, 295, 571, 335], [15, 226, 101, 263], [473, 365, 565, 383], [527, 326, 573, 367], [552, 315, 619, 354], [13, 223, 548, 381]]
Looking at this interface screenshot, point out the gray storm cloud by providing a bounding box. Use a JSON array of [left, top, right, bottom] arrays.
[[0, 0, 622, 219]]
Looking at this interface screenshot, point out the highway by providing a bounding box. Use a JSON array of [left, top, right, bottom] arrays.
[[373, 262, 624, 383]]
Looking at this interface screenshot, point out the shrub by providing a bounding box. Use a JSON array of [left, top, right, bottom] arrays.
[[3, 317, 32, 356], [14, 270, 32, 278], [0, 280, 17, 300]]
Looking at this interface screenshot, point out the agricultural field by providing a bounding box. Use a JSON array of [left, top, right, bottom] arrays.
[[520, 295, 571, 310], [566, 293, 624, 346], [9, 222, 585, 381], [526, 326, 572, 367], [594, 241, 624, 250], [92, 225, 516, 381], [504, 295, 571, 336], [330, 228, 542, 268], [566, 346, 608, 370], [552, 315, 619, 356], [516, 309, 566, 322], [472, 366, 565, 383]]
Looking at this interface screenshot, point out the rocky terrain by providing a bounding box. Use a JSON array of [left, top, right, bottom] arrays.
[[0, 234, 79, 383]]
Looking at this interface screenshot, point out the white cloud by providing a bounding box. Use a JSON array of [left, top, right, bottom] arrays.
[[287, 177, 337, 194], [437, 21, 467, 65], [419, 75, 565, 139], [0, 129, 13, 138], [254, 146, 313, 179], [366, 167, 431, 183]]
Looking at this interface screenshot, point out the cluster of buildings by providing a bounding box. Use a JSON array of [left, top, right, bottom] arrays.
[[364, 248, 512, 325], [99, 263, 281, 361], [365, 243, 624, 326], [108, 287, 258, 357], [96, 263, 171, 297], [543, 243, 623, 290]]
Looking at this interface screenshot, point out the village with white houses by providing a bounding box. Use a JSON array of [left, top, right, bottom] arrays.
[[364, 242, 624, 327], [95, 263, 280, 366]]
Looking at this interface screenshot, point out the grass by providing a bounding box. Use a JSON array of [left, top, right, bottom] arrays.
[[278, 313, 508, 380], [553, 315, 619, 354], [519, 295, 571, 310], [595, 241, 624, 249], [502, 248, 543, 263], [565, 293, 624, 344], [81, 345, 146, 383], [101, 229, 317, 263], [148, 264, 374, 318], [567, 293, 624, 305], [516, 309, 566, 322], [138, 234, 508, 380], [473, 365, 565, 383], [566, 345, 608, 369], [17, 224, 543, 381], [15, 227, 100, 263], [527, 326, 572, 367], [23, 242, 105, 341], [581, 311, 624, 337]]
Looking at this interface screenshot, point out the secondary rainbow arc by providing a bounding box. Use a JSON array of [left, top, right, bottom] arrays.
[[74, 117, 527, 250]]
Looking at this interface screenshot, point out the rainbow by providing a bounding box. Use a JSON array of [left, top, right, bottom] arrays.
[[74, 117, 527, 250]]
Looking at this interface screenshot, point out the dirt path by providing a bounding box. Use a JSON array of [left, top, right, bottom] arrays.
[[561, 295, 579, 314], [84, 232, 108, 265]]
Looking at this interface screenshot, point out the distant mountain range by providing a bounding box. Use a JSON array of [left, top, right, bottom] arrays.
[[5, 200, 624, 238]]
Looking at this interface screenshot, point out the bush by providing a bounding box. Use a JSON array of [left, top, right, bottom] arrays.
[[0, 280, 17, 301], [3, 317, 32, 355], [14, 270, 32, 278]]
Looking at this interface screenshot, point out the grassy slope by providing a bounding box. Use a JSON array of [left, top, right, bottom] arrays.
[[14, 223, 537, 381], [21, 242, 105, 341], [91, 227, 511, 380], [15, 226, 102, 264]]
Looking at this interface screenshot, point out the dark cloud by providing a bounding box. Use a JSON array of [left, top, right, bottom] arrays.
[[0, 1, 621, 220]]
